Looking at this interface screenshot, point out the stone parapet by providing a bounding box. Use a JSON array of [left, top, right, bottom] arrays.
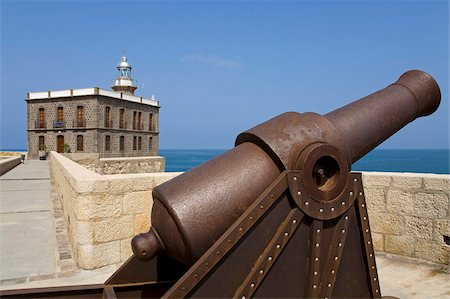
[[48, 153, 449, 269], [362, 172, 449, 265], [0, 156, 22, 176], [49, 151, 181, 269]]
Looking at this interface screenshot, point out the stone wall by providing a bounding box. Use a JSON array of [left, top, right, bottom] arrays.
[[49, 151, 181, 269], [99, 156, 165, 175], [362, 172, 449, 265], [0, 156, 21, 176]]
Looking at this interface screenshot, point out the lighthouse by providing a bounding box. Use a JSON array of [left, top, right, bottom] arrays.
[[112, 56, 138, 95]]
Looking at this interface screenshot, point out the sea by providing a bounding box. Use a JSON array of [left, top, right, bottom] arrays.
[[160, 149, 450, 174], [2, 149, 449, 174]]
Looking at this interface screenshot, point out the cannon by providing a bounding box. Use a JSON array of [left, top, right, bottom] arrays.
[[0, 70, 441, 299]]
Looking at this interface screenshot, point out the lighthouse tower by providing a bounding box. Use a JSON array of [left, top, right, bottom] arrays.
[[112, 56, 137, 95]]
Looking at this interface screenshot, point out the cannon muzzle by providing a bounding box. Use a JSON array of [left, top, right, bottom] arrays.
[[132, 70, 440, 266]]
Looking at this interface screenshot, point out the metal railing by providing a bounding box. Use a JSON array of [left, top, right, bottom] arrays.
[[53, 120, 65, 129]]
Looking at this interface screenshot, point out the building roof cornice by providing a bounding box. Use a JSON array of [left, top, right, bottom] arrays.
[[26, 87, 159, 107]]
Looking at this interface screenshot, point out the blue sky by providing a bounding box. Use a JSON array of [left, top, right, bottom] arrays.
[[1, 0, 449, 150]]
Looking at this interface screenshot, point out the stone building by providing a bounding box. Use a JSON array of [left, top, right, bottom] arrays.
[[27, 57, 160, 160]]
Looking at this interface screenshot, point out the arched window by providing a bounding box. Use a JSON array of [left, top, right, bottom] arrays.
[[133, 136, 137, 150], [119, 136, 125, 151], [38, 108, 45, 128], [39, 136, 45, 151], [105, 135, 111, 151], [77, 135, 84, 151], [138, 136, 142, 150]]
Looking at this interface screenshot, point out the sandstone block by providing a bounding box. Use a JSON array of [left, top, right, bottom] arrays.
[[75, 194, 122, 221], [362, 173, 391, 187], [364, 188, 386, 213], [133, 178, 152, 191], [385, 235, 414, 257], [414, 192, 448, 218], [386, 190, 414, 215], [153, 174, 181, 186], [76, 221, 93, 245], [433, 219, 450, 244], [423, 177, 450, 192], [108, 179, 134, 195], [94, 215, 134, 242], [370, 213, 404, 235], [120, 239, 133, 261], [134, 213, 151, 234], [391, 176, 422, 190], [78, 244, 94, 269], [372, 233, 384, 252], [404, 216, 433, 240], [93, 241, 121, 268], [123, 191, 152, 214], [415, 240, 449, 265]]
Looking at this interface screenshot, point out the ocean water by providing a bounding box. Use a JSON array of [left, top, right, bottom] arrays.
[[161, 149, 450, 174], [2, 149, 448, 174]]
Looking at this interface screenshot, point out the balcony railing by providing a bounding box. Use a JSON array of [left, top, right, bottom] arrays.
[[34, 122, 47, 129], [73, 119, 86, 128], [53, 120, 66, 129]]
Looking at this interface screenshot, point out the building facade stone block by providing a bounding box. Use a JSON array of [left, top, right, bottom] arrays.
[[385, 235, 414, 257], [414, 240, 449, 264], [120, 239, 133, 261], [433, 219, 450, 244], [75, 194, 122, 221], [423, 177, 450, 192], [386, 190, 414, 215], [364, 188, 386, 213], [371, 232, 384, 252], [123, 191, 152, 215], [93, 241, 121, 268], [362, 173, 392, 187], [93, 215, 134, 242], [391, 175, 423, 190], [414, 192, 448, 218], [77, 244, 95, 270], [404, 216, 433, 240], [76, 221, 94, 245], [134, 213, 151, 235], [369, 213, 404, 235]]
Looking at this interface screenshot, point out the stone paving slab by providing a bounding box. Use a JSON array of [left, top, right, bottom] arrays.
[[0, 211, 56, 280], [0, 160, 49, 180], [0, 190, 51, 213], [377, 253, 449, 299], [0, 180, 51, 191]]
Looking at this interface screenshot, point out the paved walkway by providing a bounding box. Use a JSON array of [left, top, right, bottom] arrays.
[[0, 161, 59, 283]]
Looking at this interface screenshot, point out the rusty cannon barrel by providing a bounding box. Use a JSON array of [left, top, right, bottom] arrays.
[[132, 70, 440, 265]]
